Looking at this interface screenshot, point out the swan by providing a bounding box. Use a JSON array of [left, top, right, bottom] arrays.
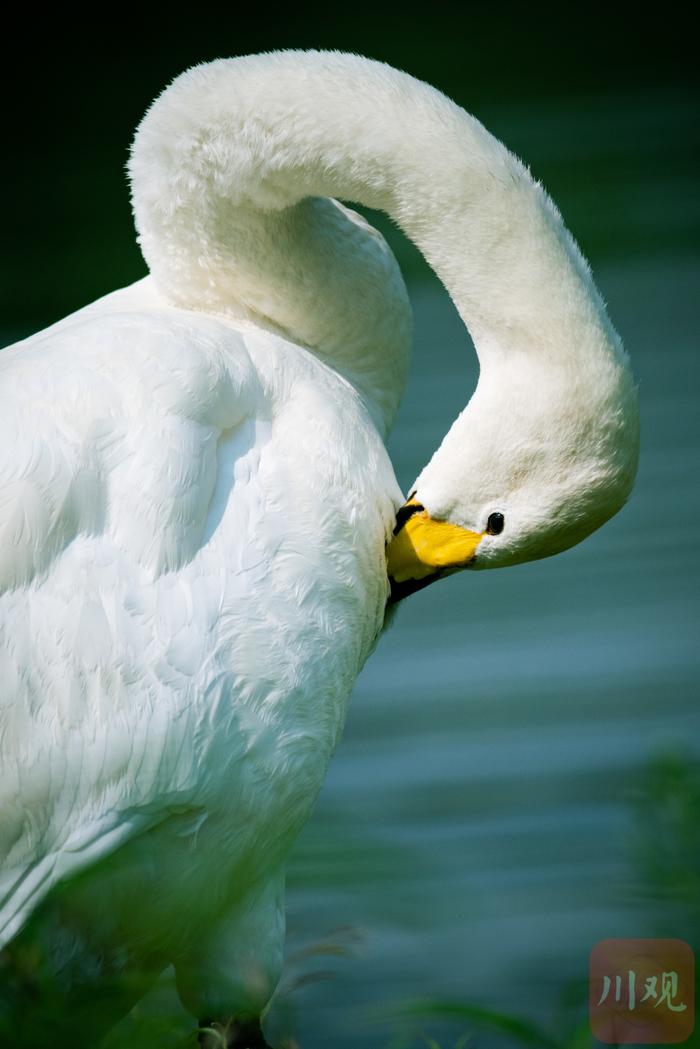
[[0, 51, 638, 1046]]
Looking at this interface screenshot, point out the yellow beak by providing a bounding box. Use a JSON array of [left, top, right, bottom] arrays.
[[386, 499, 484, 602]]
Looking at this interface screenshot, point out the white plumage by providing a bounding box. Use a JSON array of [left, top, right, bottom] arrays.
[[0, 51, 638, 1043]]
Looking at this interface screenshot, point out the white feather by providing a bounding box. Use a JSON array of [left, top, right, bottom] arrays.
[[0, 50, 638, 1030]]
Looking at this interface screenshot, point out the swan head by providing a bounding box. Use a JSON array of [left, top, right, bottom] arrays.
[[387, 326, 639, 602]]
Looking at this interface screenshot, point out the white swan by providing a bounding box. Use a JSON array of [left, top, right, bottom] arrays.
[[0, 51, 638, 1045]]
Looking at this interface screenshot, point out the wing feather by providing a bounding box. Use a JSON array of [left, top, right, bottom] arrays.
[[0, 295, 260, 946]]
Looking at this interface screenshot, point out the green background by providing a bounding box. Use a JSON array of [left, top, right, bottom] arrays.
[[3, 5, 697, 334]]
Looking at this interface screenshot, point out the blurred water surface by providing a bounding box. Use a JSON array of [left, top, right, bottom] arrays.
[[274, 87, 700, 1048], [3, 84, 699, 1049]]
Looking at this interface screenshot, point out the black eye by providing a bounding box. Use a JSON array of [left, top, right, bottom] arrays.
[[486, 512, 505, 535]]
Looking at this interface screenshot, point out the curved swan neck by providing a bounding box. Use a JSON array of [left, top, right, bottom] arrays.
[[130, 51, 621, 380]]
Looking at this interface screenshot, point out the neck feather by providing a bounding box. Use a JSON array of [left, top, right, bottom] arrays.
[[130, 50, 625, 397]]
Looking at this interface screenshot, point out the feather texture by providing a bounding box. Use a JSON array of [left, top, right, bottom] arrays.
[[0, 277, 400, 1015], [0, 49, 637, 1032]]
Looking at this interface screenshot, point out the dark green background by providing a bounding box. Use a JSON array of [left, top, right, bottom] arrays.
[[3, 5, 697, 334]]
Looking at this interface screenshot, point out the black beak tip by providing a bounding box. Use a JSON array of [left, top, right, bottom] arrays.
[[392, 501, 425, 536]]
